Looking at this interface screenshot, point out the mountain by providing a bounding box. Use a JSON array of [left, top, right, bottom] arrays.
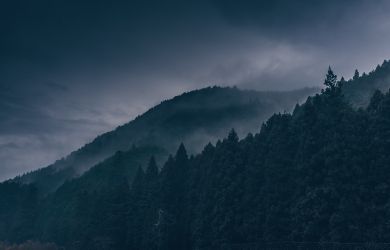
[[3, 68, 390, 249], [15, 59, 390, 195], [17, 59, 390, 196], [13, 86, 318, 194]]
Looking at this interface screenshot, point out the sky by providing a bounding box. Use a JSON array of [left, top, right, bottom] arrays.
[[1, 0, 390, 180]]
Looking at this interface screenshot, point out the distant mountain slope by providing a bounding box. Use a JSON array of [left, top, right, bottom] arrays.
[[52, 145, 165, 194], [14, 86, 318, 193], [343, 60, 390, 106]]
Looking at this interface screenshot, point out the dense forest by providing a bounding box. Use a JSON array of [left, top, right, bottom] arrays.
[[2, 61, 390, 249]]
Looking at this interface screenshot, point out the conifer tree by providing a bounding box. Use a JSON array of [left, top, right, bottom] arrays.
[[353, 69, 360, 80], [324, 66, 338, 89], [338, 76, 346, 87], [145, 156, 158, 181], [159, 145, 190, 250]]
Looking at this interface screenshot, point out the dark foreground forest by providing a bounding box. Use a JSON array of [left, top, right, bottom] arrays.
[[2, 65, 390, 249]]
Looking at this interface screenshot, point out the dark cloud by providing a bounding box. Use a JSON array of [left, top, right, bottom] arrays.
[[1, 0, 390, 180]]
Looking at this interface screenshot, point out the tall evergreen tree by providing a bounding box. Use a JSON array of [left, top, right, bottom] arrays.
[[141, 156, 160, 250], [159, 145, 190, 250], [127, 166, 146, 249], [353, 69, 360, 80], [324, 66, 338, 90], [145, 156, 159, 181]]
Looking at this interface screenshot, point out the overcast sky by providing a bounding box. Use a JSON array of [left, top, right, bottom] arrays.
[[1, 0, 390, 180]]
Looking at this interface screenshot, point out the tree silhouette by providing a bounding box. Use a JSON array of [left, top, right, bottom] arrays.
[[324, 66, 338, 89], [353, 69, 360, 80]]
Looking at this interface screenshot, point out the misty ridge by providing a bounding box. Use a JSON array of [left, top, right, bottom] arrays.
[[11, 60, 390, 194], [1, 59, 390, 249], [12, 86, 318, 195]]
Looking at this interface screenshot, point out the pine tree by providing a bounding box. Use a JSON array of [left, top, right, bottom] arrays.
[[138, 157, 160, 250], [175, 143, 188, 165], [367, 90, 384, 112], [353, 69, 360, 80], [324, 66, 338, 90], [159, 145, 190, 250], [227, 128, 239, 143], [132, 166, 145, 193], [338, 76, 346, 87], [145, 156, 158, 181], [128, 166, 146, 249]]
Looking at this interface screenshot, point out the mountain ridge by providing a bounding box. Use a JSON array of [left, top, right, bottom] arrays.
[[8, 59, 390, 195], [12, 86, 319, 194]]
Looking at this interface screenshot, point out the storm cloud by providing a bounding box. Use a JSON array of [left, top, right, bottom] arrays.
[[1, 0, 390, 180]]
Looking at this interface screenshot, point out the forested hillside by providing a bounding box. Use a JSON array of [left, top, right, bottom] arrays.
[[12, 59, 390, 197], [13, 87, 317, 194], [343, 59, 390, 106], [2, 68, 390, 249]]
